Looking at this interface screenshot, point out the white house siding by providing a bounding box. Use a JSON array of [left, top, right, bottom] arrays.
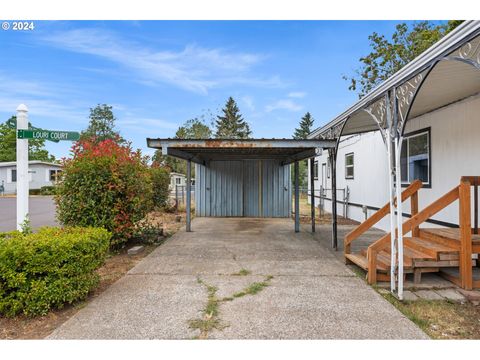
[[309, 93, 480, 231], [0, 163, 62, 195]]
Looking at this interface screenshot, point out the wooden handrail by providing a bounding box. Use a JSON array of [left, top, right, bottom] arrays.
[[344, 180, 423, 256], [367, 184, 460, 284]]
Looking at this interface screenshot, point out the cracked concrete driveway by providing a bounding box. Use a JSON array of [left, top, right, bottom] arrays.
[[48, 217, 428, 339]]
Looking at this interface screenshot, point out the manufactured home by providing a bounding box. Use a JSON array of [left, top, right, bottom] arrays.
[[307, 20, 480, 293], [0, 161, 62, 195]]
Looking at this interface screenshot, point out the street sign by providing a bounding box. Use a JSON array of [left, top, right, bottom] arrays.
[[17, 129, 80, 141]]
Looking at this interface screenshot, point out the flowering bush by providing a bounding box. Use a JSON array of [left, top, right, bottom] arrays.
[[55, 139, 153, 247]]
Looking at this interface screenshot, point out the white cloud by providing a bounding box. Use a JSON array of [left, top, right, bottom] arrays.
[[288, 91, 306, 98], [0, 74, 88, 125], [241, 96, 255, 111], [265, 99, 303, 112], [42, 29, 283, 94], [117, 117, 179, 132]]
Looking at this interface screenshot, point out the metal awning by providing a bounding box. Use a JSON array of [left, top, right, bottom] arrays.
[[146, 138, 335, 165], [309, 20, 480, 140]]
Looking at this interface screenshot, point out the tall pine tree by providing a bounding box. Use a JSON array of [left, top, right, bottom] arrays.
[[293, 112, 314, 139], [215, 97, 252, 139]]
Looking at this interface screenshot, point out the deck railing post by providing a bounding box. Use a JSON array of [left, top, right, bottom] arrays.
[[459, 180, 473, 290], [411, 191, 419, 237]]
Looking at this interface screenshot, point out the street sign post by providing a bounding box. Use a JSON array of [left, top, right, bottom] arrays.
[[15, 108, 80, 231], [17, 129, 80, 141]]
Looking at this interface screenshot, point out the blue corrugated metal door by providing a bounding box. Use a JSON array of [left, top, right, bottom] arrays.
[[195, 160, 291, 217]]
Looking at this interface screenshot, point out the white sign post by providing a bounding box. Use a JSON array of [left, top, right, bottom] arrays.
[[16, 104, 29, 231]]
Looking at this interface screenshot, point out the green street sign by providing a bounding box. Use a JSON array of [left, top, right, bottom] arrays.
[[17, 129, 80, 141]]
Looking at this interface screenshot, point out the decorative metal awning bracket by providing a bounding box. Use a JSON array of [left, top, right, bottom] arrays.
[[319, 119, 345, 141], [363, 96, 388, 144], [444, 35, 480, 70]]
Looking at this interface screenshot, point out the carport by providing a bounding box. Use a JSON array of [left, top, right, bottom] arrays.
[[146, 138, 336, 233]]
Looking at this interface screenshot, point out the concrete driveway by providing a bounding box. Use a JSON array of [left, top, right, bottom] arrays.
[[0, 196, 58, 232], [48, 217, 427, 339]]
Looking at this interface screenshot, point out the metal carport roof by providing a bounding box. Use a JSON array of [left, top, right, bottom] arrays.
[[146, 138, 336, 165]]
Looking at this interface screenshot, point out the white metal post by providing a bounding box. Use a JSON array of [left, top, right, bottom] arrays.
[[393, 87, 404, 301], [385, 93, 397, 292], [16, 104, 29, 231]]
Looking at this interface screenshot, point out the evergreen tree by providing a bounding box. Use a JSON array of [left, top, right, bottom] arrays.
[[215, 97, 252, 139], [293, 112, 314, 139], [80, 104, 124, 144]]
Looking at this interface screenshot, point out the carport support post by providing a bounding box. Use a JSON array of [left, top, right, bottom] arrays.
[[310, 157, 315, 233], [186, 159, 192, 232], [294, 160, 300, 233], [330, 148, 338, 250]]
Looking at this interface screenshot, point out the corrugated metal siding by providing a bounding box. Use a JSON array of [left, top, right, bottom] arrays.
[[195, 160, 291, 217], [243, 160, 260, 217], [261, 160, 291, 217]]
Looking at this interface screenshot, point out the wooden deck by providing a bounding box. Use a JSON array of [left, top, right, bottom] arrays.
[[344, 177, 480, 289]]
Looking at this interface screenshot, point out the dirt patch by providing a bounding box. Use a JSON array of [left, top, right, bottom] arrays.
[[295, 194, 359, 226], [0, 209, 188, 340]]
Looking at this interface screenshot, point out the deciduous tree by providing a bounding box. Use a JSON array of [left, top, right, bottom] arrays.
[[344, 21, 463, 98], [0, 116, 55, 162], [80, 104, 124, 144]]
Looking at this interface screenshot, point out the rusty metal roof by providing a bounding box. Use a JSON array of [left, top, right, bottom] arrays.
[[146, 138, 335, 165]]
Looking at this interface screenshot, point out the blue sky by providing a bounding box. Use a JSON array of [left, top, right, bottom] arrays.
[[0, 20, 436, 159]]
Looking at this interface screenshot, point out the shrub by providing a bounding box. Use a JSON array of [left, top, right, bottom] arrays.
[[55, 139, 153, 248], [150, 166, 170, 209], [29, 189, 41, 195], [40, 185, 56, 195], [0, 227, 111, 317]]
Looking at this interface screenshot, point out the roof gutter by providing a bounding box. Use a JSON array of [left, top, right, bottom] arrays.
[[309, 20, 480, 139]]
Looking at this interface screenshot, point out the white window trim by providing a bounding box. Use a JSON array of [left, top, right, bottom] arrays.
[[401, 129, 430, 187], [345, 153, 354, 180]]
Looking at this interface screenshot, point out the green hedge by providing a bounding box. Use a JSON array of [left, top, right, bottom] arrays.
[[0, 227, 111, 317]]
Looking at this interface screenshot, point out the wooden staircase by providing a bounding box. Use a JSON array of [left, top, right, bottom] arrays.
[[344, 177, 480, 290]]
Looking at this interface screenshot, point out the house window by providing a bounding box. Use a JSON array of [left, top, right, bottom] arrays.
[[11, 169, 17, 182], [49, 169, 62, 182], [327, 160, 331, 179], [313, 161, 319, 180], [175, 177, 182, 185], [401, 128, 430, 187], [345, 153, 354, 179]]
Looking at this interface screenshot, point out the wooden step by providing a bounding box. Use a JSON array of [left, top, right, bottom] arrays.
[[419, 229, 461, 249], [421, 228, 480, 253], [377, 250, 413, 270], [345, 253, 388, 272], [403, 236, 458, 260]]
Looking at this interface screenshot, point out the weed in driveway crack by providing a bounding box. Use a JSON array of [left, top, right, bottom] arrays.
[[189, 272, 273, 339]]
